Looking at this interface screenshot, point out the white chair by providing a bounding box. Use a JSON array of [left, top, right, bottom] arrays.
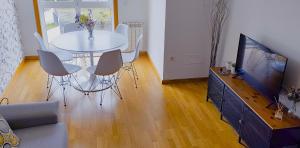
[[115, 24, 130, 52], [37, 50, 81, 107], [116, 24, 129, 36], [61, 23, 82, 33], [34, 32, 73, 62], [34, 32, 74, 89], [87, 50, 123, 106], [60, 23, 88, 64], [121, 34, 143, 88]]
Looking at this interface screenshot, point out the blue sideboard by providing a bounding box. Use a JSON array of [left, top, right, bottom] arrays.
[[207, 67, 300, 148]]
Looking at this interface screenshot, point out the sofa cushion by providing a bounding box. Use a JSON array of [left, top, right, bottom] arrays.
[[14, 123, 67, 148], [0, 101, 59, 130], [0, 114, 20, 147]]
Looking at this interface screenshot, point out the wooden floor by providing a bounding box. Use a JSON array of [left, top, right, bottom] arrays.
[[2, 54, 242, 148]]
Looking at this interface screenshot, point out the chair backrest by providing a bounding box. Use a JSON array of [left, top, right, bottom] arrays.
[[133, 34, 143, 60], [62, 23, 82, 33], [34, 32, 47, 50], [95, 49, 123, 76], [116, 24, 129, 38], [37, 50, 69, 76]]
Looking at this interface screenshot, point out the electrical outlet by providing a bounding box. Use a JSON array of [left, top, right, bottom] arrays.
[[170, 56, 175, 61]]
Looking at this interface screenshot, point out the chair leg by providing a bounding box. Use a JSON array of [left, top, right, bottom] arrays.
[[68, 75, 72, 86], [115, 84, 123, 100], [116, 71, 122, 81], [63, 86, 67, 107], [130, 63, 138, 88], [88, 76, 97, 94], [71, 74, 85, 95], [59, 76, 67, 107], [100, 90, 104, 106], [46, 74, 50, 88], [113, 76, 123, 100], [100, 81, 104, 106], [46, 76, 54, 101], [132, 63, 139, 80]]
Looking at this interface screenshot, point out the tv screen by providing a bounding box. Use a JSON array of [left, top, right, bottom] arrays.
[[235, 34, 288, 101]]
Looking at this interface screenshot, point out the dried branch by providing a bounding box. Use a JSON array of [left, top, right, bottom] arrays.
[[210, 0, 229, 67]]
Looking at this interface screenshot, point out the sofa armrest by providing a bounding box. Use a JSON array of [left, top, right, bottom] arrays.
[[0, 101, 59, 130]]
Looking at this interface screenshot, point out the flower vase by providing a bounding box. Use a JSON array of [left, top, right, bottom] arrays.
[[88, 29, 94, 40]]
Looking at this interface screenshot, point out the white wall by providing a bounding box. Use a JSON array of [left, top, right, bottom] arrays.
[[221, 0, 300, 88], [118, 0, 148, 50], [146, 0, 212, 81], [220, 0, 300, 116], [147, 0, 166, 79], [163, 0, 211, 80], [15, 0, 39, 56], [0, 0, 23, 94]]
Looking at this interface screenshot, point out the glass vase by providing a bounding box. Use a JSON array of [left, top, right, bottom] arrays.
[[88, 29, 94, 40]]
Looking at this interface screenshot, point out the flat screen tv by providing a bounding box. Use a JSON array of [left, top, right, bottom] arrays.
[[235, 34, 288, 103]]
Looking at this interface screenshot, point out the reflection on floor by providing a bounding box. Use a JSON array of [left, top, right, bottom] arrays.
[[2, 54, 242, 148]]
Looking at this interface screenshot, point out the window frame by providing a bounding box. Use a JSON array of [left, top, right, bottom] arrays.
[[34, 0, 117, 45]]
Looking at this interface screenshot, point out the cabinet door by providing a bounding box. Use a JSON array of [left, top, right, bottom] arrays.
[[241, 106, 271, 148], [222, 87, 244, 132], [207, 72, 224, 110]]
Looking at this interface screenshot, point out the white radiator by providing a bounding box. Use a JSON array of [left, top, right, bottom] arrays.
[[122, 22, 144, 51]]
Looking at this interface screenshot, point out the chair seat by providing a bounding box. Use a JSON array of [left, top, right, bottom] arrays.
[[122, 51, 135, 64], [122, 49, 134, 53], [63, 63, 81, 74], [119, 43, 129, 52], [49, 45, 73, 61], [87, 66, 96, 74], [14, 123, 67, 148], [54, 51, 73, 62]]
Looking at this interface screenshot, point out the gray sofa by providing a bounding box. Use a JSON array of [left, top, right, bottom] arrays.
[[0, 101, 67, 148]]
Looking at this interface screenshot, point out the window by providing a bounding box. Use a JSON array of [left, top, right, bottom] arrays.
[[38, 0, 114, 43]]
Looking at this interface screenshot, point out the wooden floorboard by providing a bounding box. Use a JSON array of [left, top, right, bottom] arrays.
[[2, 55, 243, 148]]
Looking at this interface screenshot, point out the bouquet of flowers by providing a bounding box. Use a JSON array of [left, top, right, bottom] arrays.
[[75, 9, 96, 39]]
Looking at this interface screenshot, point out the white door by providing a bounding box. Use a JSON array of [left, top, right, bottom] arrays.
[[38, 0, 114, 44]]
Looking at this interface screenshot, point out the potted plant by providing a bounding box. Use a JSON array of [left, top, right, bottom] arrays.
[[75, 9, 96, 39]]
